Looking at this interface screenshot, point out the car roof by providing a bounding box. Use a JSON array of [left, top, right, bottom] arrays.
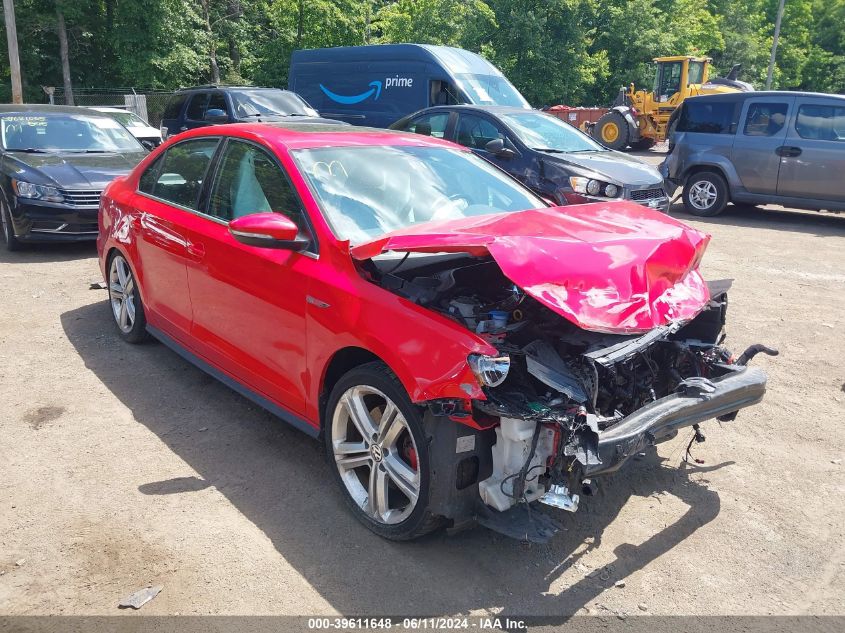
[[688, 91, 845, 103], [172, 122, 461, 151], [174, 85, 292, 93], [0, 104, 113, 116]]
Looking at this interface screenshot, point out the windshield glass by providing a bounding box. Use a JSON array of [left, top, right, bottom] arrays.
[[107, 111, 149, 129], [0, 113, 144, 152], [501, 111, 604, 152], [229, 90, 319, 118], [454, 73, 530, 108], [293, 145, 544, 245], [688, 61, 705, 85]]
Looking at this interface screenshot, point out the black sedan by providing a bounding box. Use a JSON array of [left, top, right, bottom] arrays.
[[0, 105, 147, 251], [390, 105, 669, 211]]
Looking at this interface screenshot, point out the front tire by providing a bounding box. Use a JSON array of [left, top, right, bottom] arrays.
[[107, 252, 148, 343], [324, 362, 442, 540], [630, 137, 656, 151], [1, 199, 23, 252], [683, 171, 729, 216], [594, 111, 630, 150]]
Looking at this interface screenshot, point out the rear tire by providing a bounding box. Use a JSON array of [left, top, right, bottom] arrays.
[[324, 361, 443, 540], [683, 171, 729, 217], [594, 111, 630, 150], [107, 251, 148, 343], [1, 199, 23, 252]]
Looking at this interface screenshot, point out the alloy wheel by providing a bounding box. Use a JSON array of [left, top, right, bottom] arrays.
[[689, 180, 718, 210], [109, 255, 137, 334], [330, 385, 420, 525]]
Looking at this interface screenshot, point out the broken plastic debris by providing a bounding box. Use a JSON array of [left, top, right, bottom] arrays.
[[14, 559, 25, 567], [118, 585, 162, 610], [89, 281, 107, 290], [614, 580, 626, 588]]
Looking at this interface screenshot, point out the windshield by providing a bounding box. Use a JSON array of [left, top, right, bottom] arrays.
[[293, 145, 544, 245], [107, 111, 149, 129], [500, 111, 604, 152], [688, 61, 705, 85], [454, 73, 530, 108], [229, 90, 319, 118], [0, 113, 144, 152]]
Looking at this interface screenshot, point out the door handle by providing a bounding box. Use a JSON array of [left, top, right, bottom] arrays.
[[186, 241, 205, 260], [775, 146, 802, 157], [179, 126, 188, 132]]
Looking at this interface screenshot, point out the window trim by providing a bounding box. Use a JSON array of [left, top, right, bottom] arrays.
[[198, 137, 320, 256]]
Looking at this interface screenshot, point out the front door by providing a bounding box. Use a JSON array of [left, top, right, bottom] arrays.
[[451, 112, 521, 180], [184, 138, 315, 414], [776, 97, 845, 203], [133, 137, 221, 340], [731, 96, 795, 195]]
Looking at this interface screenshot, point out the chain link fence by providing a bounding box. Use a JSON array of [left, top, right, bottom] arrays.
[[51, 89, 175, 127]]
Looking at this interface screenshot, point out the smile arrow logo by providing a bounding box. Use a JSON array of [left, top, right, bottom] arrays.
[[319, 80, 383, 105]]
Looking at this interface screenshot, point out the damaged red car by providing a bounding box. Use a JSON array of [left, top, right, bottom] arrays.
[[98, 124, 774, 541]]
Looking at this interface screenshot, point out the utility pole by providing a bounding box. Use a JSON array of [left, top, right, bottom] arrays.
[[766, 0, 786, 90], [2, 0, 23, 103]]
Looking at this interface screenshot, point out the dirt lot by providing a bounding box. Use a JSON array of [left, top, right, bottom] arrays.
[[1, 156, 844, 619]]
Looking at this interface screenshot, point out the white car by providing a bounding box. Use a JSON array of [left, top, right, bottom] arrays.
[[91, 107, 162, 148]]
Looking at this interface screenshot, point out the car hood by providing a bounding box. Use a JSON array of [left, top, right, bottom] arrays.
[[9, 151, 146, 189], [350, 202, 711, 334], [129, 126, 162, 139], [547, 150, 662, 186]]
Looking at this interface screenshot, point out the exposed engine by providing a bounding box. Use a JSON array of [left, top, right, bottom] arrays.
[[362, 253, 771, 516]]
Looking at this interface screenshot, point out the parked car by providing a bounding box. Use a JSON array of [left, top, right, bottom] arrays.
[[98, 123, 770, 541], [91, 106, 163, 149], [390, 105, 670, 211], [289, 44, 530, 128], [159, 85, 341, 139], [662, 91, 845, 216], [0, 104, 147, 251]]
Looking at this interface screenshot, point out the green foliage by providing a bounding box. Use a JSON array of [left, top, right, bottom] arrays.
[[0, 0, 842, 105]]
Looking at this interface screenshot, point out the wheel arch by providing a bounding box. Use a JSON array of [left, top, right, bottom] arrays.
[[318, 346, 391, 430]]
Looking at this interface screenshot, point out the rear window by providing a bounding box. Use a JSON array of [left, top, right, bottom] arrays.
[[163, 94, 188, 120], [795, 104, 845, 141], [677, 101, 736, 134]]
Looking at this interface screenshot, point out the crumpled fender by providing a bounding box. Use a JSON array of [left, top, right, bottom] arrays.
[[351, 202, 711, 334]]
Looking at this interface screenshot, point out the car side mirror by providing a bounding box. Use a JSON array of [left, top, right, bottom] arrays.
[[485, 138, 516, 159], [140, 140, 157, 151], [729, 123, 738, 134], [228, 213, 309, 251], [204, 108, 229, 124]]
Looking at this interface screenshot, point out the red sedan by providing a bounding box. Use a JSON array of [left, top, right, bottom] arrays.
[[97, 123, 772, 541]]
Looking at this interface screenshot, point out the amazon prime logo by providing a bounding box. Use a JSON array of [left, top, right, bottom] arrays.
[[319, 75, 414, 105]]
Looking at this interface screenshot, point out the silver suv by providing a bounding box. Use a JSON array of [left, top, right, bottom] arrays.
[[661, 91, 845, 216]]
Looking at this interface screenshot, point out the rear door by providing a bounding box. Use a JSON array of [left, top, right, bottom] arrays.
[[731, 96, 795, 195], [183, 138, 317, 414], [776, 97, 845, 203], [133, 137, 221, 340]]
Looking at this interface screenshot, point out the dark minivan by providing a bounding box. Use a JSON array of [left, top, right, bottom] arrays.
[[159, 85, 338, 139], [662, 91, 845, 216]]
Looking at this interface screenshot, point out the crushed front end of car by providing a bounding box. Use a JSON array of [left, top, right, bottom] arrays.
[[352, 202, 775, 541]]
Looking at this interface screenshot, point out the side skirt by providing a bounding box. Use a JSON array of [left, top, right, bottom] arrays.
[[147, 325, 320, 439]]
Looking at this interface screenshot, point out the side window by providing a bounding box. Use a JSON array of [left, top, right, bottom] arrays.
[[743, 102, 789, 137], [429, 80, 460, 106], [207, 140, 307, 231], [138, 155, 164, 194], [163, 94, 188, 120], [677, 101, 735, 134], [795, 104, 845, 141], [406, 113, 449, 138], [148, 138, 220, 209], [455, 114, 505, 150], [185, 93, 210, 121], [206, 91, 229, 117]]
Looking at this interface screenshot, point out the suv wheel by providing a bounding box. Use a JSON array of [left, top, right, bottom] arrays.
[[324, 362, 443, 540], [683, 171, 729, 217]]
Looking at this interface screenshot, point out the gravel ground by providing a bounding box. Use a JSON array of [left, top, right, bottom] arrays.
[[1, 154, 843, 619]]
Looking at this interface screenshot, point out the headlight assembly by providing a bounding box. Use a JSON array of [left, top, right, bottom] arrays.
[[468, 353, 510, 388], [568, 176, 622, 199], [12, 179, 64, 203]]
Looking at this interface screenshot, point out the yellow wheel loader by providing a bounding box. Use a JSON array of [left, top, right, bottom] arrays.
[[591, 56, 753, 151]]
